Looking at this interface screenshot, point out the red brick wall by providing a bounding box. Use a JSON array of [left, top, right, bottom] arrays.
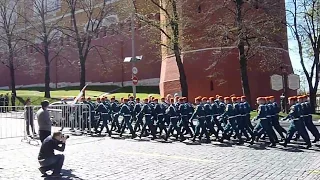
[[0, 27, 161, 88]]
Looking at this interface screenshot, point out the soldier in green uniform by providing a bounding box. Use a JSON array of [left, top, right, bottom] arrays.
[[218, 97, 243, 144], [281, 96, 311, 149], [250, 97, 277, 147], [190, 97, 210, 143]]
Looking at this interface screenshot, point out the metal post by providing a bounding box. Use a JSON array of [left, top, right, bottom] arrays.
[[131, 4, 136, 98], [283, 73, 288, 114]]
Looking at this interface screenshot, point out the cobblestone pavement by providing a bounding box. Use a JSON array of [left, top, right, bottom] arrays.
[[0, 133, 320, 180]]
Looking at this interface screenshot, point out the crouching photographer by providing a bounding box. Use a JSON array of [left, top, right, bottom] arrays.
[[38, 131, 69, 177]]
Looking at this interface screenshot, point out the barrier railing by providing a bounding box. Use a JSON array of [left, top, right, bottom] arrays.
[[0, 104, 92, 140], [0, 106, 27, 139], [33, 104, 92, 135]]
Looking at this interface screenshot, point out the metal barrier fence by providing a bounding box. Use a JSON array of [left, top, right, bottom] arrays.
[[0, 104, 92, 139]]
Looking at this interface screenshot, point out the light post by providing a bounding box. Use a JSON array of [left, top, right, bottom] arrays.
[[122, 0, 142, 98], [78, 62, 81, 86], [280, 66, 288, 113]]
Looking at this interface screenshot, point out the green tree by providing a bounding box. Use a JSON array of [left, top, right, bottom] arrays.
[[286, 0, 320, 113]]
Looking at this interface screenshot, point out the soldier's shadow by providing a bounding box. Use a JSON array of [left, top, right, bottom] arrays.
[[247, 143, 269, 150], [279, 145, 305, 152], [44, 169, 84, 180]]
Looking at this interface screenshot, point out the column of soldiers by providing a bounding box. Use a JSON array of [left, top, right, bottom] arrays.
[[68, 94, 319, 149]]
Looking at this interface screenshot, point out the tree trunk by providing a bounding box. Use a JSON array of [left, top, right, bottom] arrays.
[[173, 44, 188, 97], [44, 60, 51, 98], [80, 57, 86, 96], [9, 56, 16, 106], [238, 41, 252, 105], [309, 86, 316, 114]]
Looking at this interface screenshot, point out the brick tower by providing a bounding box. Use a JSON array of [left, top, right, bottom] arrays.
[[159, 0, 295, 104]]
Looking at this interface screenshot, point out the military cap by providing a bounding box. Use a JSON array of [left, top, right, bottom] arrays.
[[215, 95, 220, 98], [257, 97, 265, 101], [297, 96, 303, 99], [231, 97, 237, 101], [224, 97, 230, 100], [195, 98, 200, 101], [230, 94, 236, 97], [265, 97, 270, 101], [288, 96, 296, 101], [123, 98, 128, 101], [241, 96, 246, 99], [202, 97, 208, 101], [209, 97, 215, 100], [236, 97, 241, 101], [197, 96, 202, 99]]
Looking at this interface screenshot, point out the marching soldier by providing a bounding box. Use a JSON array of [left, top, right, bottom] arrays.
[[139, 99, 157, 140], [119, 98, 135, 138], [153, 98, 167, 136], [133, 98, 143, 133], [166, 98, 185, 141], [210, 97, 224, 134], [236, 97, 251, 141], [109, 97, 121, 134], [190, 97, 210, 143], [219, 97, 243, 145], [178, 97, 193, 138], [95, 97, 110, 134], [281, 96, 311, 149], [269, 96, 287, 141], [241, 96, 253, 130], [203, 97, 218, 139], [251, 97, 277, 147], [302, 95, 320, 143]]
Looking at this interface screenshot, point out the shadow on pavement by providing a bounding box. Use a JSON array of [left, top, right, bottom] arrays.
[[280, 145, 305, 152], [44, 169, 84, 180], [247, 143, 269, 150]]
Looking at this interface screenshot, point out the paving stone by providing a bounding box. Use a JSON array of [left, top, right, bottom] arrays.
[[0, 134, 319, 179]]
